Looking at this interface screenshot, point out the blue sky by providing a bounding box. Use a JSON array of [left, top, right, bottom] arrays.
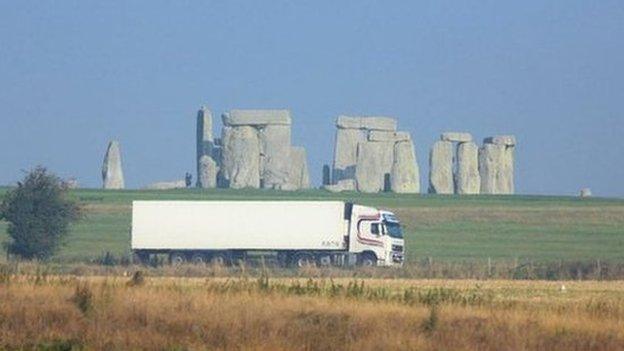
[[0, 1, 622, 196]]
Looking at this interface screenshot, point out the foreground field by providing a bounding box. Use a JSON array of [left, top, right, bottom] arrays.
[[1, 271, 624, 350], [1, 188, 623, 265]]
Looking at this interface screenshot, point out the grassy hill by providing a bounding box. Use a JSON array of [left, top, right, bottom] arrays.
[[0, 187, 623, 264]]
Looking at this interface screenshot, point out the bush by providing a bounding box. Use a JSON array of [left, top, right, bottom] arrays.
[[0, 166, 82, 260]]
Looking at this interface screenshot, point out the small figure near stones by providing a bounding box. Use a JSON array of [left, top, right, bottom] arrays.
[[185, 173, 192, 188]]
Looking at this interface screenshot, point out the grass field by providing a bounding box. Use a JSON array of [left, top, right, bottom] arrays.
[[2, 270, 624, 350], [0, 187, 623, 265]]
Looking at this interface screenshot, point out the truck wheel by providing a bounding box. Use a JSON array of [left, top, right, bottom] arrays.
[[191, 253, 206, 265], [170, 252, 186, 266], [358, 253, 377, 267], [293, 253, 315, 268], [317, 254, 332, 267], [211, 252, 229, 266], [132, 252, 149, 265]]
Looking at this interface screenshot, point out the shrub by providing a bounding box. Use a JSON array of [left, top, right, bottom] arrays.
[[71, 283, 93, 315], [0, 166, 82, 260]]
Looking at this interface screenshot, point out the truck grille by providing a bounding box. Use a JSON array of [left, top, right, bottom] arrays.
[[392, 245, 403, 252]]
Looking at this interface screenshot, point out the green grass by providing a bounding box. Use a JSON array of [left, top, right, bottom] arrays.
[[0, 187, 623, 263]]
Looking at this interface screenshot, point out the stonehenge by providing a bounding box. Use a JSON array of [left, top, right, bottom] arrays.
[[194, 108, 310, 191], [329, 116, 420, 193], [99, 108, 516, 195], [428, 132, 515, 195], [102, 140, 124, 189]]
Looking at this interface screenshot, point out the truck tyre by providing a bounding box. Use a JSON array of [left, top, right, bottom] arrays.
[[317, 254, 332, 267], [211, 252, 229, 266], [293, 252, 315, 268], [191, 253, 206, 265], [170, 252, 186, 266], [358, 253, 377, 267], [132, 251, 148, 265]]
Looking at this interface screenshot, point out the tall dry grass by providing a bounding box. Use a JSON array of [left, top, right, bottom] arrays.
[[1, 271, 624, 350]]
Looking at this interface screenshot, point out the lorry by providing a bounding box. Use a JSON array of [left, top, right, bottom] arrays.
[[131, 201, 404, 267]]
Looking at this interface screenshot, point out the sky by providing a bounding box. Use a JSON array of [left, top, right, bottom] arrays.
[[0, 1, 622, 196]]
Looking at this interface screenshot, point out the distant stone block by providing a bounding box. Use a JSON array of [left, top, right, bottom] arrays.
[[223, 110, 291, 126], [336, 116, 397, 131], [441, 132, 473, 143], [483, 135, 516, 146], [368, 131, 411, 142]]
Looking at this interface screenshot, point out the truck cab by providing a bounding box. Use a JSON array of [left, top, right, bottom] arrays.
[[347, 204, 405, 267]]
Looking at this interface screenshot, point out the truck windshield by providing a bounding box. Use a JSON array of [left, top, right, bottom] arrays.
[[384, 221, 403, 239]]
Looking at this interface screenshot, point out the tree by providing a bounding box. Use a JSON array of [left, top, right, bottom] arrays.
[[1, 166, 82, 259]]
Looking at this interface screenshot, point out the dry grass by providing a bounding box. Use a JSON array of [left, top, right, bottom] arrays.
[[2, 272, 624, 350]]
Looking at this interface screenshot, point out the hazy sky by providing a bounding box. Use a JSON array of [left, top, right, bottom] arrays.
[[1, 1, 622, 196]]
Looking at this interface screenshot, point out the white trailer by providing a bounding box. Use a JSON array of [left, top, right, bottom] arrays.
[[131, 201, 405, 267]]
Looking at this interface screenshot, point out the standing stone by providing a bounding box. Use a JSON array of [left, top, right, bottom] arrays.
[[355, 141, 394, 193], [332, 128, 366, 182], [285, 147, 310, 190], [500, 145, 515, 194], [580, 188, 592, 198], [196, 107, 214, 188], [198, 155, 218, 189], [479, 143, 505, 194], [102, 140, 124, 189], [391, 140, 420, 194], [455, 142, 481, 194], [428, 141, 454, 194], [258, 125, 291, 189], [221, 126, 260, 189]]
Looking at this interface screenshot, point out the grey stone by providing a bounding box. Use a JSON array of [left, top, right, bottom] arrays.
[[368, 130, 411, 142], [355, 141, 394, 193], [222, 109, 291, 126], [479, 143, 505, 194], [390, 140, 420, 194], [428, 140, 454, 194], [196, 107, 214, 188], [258, 125, 292, 189], [335, 116, 362, 129], [198, 155, 218, 189], [484, 135, 516, 146], [441, 132, 473, 143], [500, 145, 515, 194], [336, 116, 397, 131], [145, 180, 187, 190], [323, 179, 356, 192], [580, 188, 592, 198], [102, 140, 124, 189], [221, 126, 261, 189], [284, 147, 310, 190], [332, 128, 367, 182], [455, 142, 480, 194], [361, 117, 397, 131]]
